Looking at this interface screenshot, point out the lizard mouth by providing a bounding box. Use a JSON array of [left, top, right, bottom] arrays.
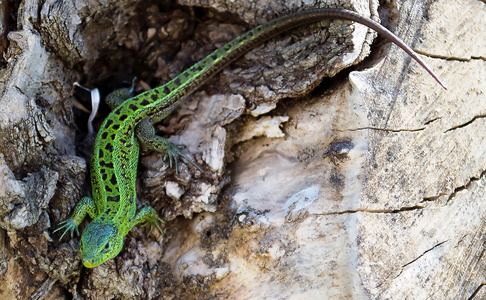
[[82, 257, 103, 268]]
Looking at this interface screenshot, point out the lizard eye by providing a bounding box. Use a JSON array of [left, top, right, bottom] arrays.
[[104, 243, 110, 250]]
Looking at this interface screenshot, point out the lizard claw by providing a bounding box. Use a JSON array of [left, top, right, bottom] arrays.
[[53, 219, 79, 240], [142, 217, 165, 237], [163, 141, 202, 174]]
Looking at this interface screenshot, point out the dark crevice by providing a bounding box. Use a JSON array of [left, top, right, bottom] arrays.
[[0, 0, 20, 68]]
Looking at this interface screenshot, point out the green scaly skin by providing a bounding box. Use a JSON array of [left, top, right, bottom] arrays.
[[54, 8, 446, 268]]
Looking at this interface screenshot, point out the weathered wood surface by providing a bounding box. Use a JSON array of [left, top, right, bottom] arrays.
[[0, 0, 484, 299]]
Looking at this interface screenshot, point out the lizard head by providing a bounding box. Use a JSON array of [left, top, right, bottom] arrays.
[[79, 221, 123, 268]]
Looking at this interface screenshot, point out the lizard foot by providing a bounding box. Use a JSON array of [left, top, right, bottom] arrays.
[[53, 219, 80, 240], [136, 206, 165, 237], [162, 140, 203, 174]]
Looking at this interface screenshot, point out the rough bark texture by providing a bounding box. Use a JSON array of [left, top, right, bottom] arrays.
[[0, 0, 484, 299]]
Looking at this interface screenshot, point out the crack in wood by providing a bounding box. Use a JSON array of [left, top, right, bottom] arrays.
[[468, 282, 486, 300], [424, 117, 442, 125], [445, 115, 486, 133], [445, 169, 486, 204], [421, 169, 486, 204], [413, 49, 484, 62], [421, 193, 448, 202], [393, 240, 448, 279], [347, 126, 425, 132], [316, 205, 425, 215]]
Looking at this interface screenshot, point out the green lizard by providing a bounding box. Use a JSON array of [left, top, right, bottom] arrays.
[[54, 8, 446, 268]]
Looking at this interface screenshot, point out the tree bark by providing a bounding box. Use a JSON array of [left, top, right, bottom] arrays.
[[0, 0, 484, 299]]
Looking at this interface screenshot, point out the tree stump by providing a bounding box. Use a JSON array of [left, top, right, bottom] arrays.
[[0, 0, 484, 299]]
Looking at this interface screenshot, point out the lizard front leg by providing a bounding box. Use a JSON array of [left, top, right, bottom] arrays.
[[136, 118, 202, 173], [129, 206, 164, 236], [54, 197, 97, 240]]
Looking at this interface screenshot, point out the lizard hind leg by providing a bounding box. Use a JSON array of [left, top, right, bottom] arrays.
[[132, 206, 165, 236], [105, 77, 137, 110], [136, 119, 202, 174]]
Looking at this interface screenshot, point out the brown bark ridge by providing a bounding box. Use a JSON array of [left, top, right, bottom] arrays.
[[0, 0, 483, 299]]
